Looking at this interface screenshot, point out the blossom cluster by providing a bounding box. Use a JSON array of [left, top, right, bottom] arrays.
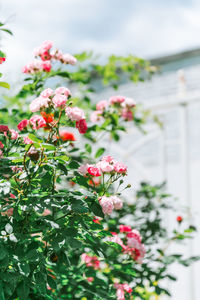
[[109, 226, 145, 264], [22, 40, 77, 74], [114, 283, 132, 300], [78, 155, 127, 177], [81, 253, 100, 270], [90, 95, 136, 123], [99, 195, 123, 215]]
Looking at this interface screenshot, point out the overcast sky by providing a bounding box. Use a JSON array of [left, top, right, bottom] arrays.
[[1, 0, 200, 76]]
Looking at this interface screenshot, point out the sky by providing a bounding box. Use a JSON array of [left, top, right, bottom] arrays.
[[1, 0, 200, 76]]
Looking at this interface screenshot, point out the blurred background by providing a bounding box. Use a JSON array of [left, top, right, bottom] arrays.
[[1, 0, 200, 299]]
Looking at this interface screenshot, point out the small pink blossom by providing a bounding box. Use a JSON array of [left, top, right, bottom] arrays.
[[40, 88, 54, 98], [17, 119, 29, 131], [122, 97, 136, 108], [87, 165, 101, 177], [113, 161, 127, 175], [61, 53, 77, 65], [51, 49, 63, 60], [90, 111, 103, 122], [78, 163, 89, 176], [109, 95, 125, 105], [11, 166, 23, 173], [81, 253, 100, 270], [65, 107, 85, 121], [86, 277, 94, 282], [42, 61, 51, 72], [9, 129, 19, 140], [30, 115, 46, 130], [76, 119, 88, 134], [121, 109, 133, 121], [0, 141, 4, 149], [110, 195, 123, 210], [43, 209, 52, 216], [99, 196, 114, 215], [96, 100, 108, 111], [101, 155, 114, 163], [119, 225, 132, 233], [96, 160, 114, 173], [23, 136, 33, 144], [52, 94, 67, 108], [55, 86, 71, 97]]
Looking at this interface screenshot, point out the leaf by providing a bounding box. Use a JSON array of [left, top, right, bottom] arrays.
[[90, 202, 104, 218], [0, 245, 7, 260], [0, 28, 13, 35], [17, 281, 30, 299], [85, 143, 92, 154], [0, 82, 10, 89], [95, 147, 105, 158], [71, 200, 88, 213], [0, 281, 5, 300], [28, 134, 42, 143]]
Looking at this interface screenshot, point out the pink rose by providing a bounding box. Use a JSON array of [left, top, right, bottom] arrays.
[[99, 196, 114, 215], [61, 53, 77, 65], [121, 109, 133, 121], [40, 88, 54, 98], [87, 165, 101, 177], [109, 95, 125, 105], [30, 115, 46, 130], [76, 119, 87, 134], [0, 141, 4, 149], [42, 61, 51, 72], [78, 163, 89, 176], [55, 86, 71, 97], [9, 129, 19, 140], [101, 155, 114, 163], [110, 195, 123, 210], [96, 100, 108, 111], [17, 119, 29, 131], [122, 97, 136, 108], [65, 107, 85, 121], [113, 161, 127, 174], [90, 111, 103, 123], [119, 225, 132, 233], [96, 160, 114, 173], [52, 94, 67, 108]]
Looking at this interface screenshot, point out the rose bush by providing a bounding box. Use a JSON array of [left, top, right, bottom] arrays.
[[0, 39, 199, 300]]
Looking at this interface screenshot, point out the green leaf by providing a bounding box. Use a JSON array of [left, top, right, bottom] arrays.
[[28, 134, 42, 143], [85, 143, 92, 154], [71, 200, 88, 213], [0, 82, 10, 89], [95, 147, 105, 158], [90, 202, 104, 218], [17, 281, 30, 299], [0, 281, 5, 300]]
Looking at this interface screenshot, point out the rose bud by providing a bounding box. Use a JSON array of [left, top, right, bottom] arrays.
[[28, 148, 40, 162]]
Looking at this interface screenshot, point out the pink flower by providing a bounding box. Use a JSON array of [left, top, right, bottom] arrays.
[[87, 165, 101, 177], [122, 97, 136, 108], [55, 86, 71, 97], [17, 119, 29, 131], [86, 277, 94, 282], [99, 196, 114, 215], [9, 129, 19, 140], [121, 109, 133, 121], [42, 61, 51, 72], [114, 283, 132, 300], [119, 225, 132, 233], [109, 232, 125, 249], [96, 160, 114, 173], [122, 283, 132, 293], [0, 141, 4, 149], [101, 155, 114, 163], [90, 111, 103, 122], [40, 88, 54, 98], [23, 136, 33, 144], [109, 95, 125, 105], [116, 287, 125, 300], [76, 119, 88, 134], [30, 115, 46, 130], [51, 49, 63, 60], [43, 209, 52, 216], [113, 161, 127, 175], [96, 100, 108, 111], [78, 163, 89, 176], [30, 97, 49, 112], [61, 53, 77, 65], [65, 107, 85, 121], [110, 195, 123, 210], [81, 253, 100, 270], [40, 51, 52, 61], [34, 40, 53, 56], [11, 166, 23, 173], [0, 125, 9, 132], [52, 94, 67, 108]]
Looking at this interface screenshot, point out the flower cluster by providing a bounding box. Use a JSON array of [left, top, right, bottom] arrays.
[[30, 87, 70, 112], [81, 253, 100, 270], [78, 155, 127, 177], [99, 195, 123, 215], [65, 107, 87, 134], [22, 40, 77, 74], [114, 283, 132, 300], [90, 95, 136, 123], [109, 226, 145, 264]]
